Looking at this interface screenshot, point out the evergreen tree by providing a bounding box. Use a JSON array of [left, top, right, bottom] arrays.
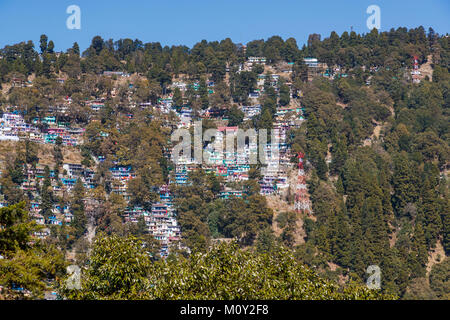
[[72, 42, 80, 56], [226, 105, 244, 126], [279, 82, 290, 106], [410, 218, 428, 279], [47, 40, 55, 54], [173, 87, 183, 107], [316, 155, 328, 180], [420, 178, 442, 249], [334, 208, 352, 267], [330, 135, 348, 175], [40, 165, 53, 218], [39, 34, 48, 54], [71, 178, 87, 239], [53, 136, 64, 170], [392, 153, 419, 217], [443, 207, 450, 255]]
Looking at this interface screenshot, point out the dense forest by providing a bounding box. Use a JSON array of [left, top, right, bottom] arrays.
[[0, 26, 448, 300]]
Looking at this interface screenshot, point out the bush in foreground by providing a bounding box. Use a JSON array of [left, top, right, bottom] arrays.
[[61, 234, 396, 300]]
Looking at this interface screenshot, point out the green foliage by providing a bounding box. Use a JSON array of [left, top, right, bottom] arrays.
[[173, 170, 273, 249], [0, 28, 448, 300], [0, 246, 66, 299], [275, 211, 298, 247], [40, 165, 53, 218], [62, 233, 152, 299], [71, 178, 87, 240], [429, 258, 450, 299], [230, 71, 257, 104], [0, 202, 37, 255], [226, 105, 244, 126], [279, 82, 290, 106], [0, 203, 66, 299], [62, 237, 394, 300]]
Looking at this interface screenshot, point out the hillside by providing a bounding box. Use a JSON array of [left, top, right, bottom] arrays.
[[0, 27, 448, 300]]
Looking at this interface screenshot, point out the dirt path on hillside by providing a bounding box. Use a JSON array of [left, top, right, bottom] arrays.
[[426, 240, 445, 275], [267, 194, 306, 245], [419, 55, 433, 81], [363, 122, 383, 147], [266, 168, 307, 245]]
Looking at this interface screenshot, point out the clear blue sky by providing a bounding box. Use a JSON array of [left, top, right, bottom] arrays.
[[0, 0, 448, 52]]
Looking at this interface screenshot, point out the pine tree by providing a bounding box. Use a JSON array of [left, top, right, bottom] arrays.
[[420, 178, 442, 249], [410, 217, 428, 279], [377, 162, 394, 227], [279, 82, 290, 106], [53, 136, 63, 171], [257, 108, 273, 130], [334, 208, 352, 267], [40, 165, 53, 218], [41, 54, 51, 78], [173, 87, 183, 107], [39, 34, 48, 54], [25, 140, 38, 167], [47, 40, 55, 54], [256, 228, 276, 253], [380, 249, 410, 296], [72, 42, 80, 56], [330, 134, 348, 175], [362, 196, 389, 263], [392, 153, 419, 217], [316, 154, 328, 180], [71, 178, 87, 239], [350, 221, 366, 279], [443, 206, 450, 255], [0, 202, 36, 255], [334, 175, 345, 195]]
